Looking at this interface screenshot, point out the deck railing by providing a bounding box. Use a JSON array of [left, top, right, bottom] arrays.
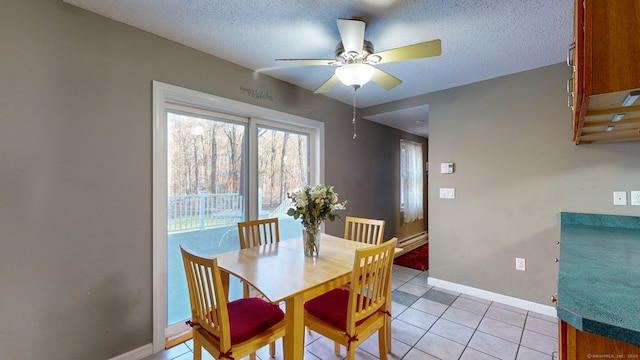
[[267, 197, 293, 219], [168, 192, 297, 234], [168, 193, 243, 233]]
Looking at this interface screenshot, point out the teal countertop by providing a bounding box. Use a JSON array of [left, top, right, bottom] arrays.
[[558, 212, 640, 347]]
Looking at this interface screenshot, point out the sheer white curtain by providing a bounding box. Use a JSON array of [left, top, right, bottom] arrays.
[[401, 140, 424, 223]]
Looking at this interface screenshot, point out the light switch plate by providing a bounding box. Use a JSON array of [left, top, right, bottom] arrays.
[[613, 191, 627, 206], [631, 191, 640, 206]]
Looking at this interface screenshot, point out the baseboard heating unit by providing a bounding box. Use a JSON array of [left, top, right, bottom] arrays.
[[395, 231, 428, 257]]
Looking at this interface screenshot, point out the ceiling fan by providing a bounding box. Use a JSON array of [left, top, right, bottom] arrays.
[[275, 18, 442, 93]]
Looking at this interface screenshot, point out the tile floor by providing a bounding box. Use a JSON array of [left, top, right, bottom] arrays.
[[144, 265, 558, 360]]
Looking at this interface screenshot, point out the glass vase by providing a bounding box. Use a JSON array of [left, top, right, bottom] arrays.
[[303, 225, 320, 257]]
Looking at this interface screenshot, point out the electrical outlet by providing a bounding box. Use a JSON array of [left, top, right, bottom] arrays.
[[613, 191, 627, 206], [515, 258, 526, 271], [631, 191, 640, 206], [439, 188, 455, 199]]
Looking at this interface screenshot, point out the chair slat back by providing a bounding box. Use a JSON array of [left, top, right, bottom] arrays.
[[180, 244, 231, 350], [238, 218, 280, 249], [344, 216, 385, 245], [346, 237, 397, 333]]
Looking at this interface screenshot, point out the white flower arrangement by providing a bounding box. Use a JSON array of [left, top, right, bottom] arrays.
[[287, 184, 347, 229]]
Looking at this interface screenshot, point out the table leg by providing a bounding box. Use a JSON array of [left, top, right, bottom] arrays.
[[284, 294, 305, 360]]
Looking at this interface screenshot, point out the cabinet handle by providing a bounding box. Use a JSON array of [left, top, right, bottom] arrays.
[[554, 257, 560, 263], [551, 295, 557, 303], [567, 76, 575, 110], [556, 241, 560, 245], [567, 42, 576, 67]]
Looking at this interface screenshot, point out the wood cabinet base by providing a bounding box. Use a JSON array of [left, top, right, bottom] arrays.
[[559, 320, 640, 360]]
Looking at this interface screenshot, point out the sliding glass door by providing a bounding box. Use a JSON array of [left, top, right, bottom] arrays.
[[153, 82, 323, 351], [166, 109, 247, 326], [166, 116, 313, 327], [159, 109, 318, 348]]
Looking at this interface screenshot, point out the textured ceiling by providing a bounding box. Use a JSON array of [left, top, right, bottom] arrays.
[[63, 0, 573, 137]]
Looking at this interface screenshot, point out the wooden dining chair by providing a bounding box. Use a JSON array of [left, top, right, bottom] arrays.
[[236, 217, 281, 357], [237, 218, 280, 298], [343, 216, 385, 245], [180, 244, 286, 360], [303, 237, 398, 360], [238, 218, 280, 249], [340, 216, 386, 293]]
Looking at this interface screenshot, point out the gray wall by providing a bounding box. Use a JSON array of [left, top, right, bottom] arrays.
[[422, 63, 639, 304], [0, 1, 425, 359]]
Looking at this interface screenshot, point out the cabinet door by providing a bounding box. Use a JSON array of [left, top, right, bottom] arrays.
[[560, 320, 640, 359], [587, 0, 640, 95]]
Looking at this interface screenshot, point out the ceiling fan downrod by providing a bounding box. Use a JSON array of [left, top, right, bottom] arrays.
[[352, 86, 357, 139]]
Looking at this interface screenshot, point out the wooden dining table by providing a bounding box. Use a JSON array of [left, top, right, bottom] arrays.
[[215, 233, 395, 360]]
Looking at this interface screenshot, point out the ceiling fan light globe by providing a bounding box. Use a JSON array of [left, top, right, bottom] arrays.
[[335, 63, 375, 87]]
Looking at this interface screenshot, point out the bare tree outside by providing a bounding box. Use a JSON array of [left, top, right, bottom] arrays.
[[168, 113, 243, 196], [257, 126, 308, 213]]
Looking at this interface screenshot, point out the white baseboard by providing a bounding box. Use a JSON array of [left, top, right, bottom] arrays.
[[396, 231, 428, 257], [428, 277, 557, 318], [108, 344, 153, 360]]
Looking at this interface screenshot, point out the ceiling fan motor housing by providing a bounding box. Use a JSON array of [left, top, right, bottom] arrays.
[[335, 40, 378, 64]]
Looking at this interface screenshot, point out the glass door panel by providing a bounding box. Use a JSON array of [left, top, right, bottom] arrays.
[[257, 126, 308, 240], [166, 111, 246, 326]]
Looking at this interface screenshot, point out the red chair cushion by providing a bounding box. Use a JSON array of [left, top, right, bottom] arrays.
[[227, 297, 284, 344], [304, 288, 370, 330]]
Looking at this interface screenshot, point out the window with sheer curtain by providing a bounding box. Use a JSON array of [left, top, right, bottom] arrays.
[[400, 139, 424, 223]]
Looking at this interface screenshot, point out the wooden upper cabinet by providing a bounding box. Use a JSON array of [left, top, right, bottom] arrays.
[[571, 0, 640, 144], [588, 0, 640, 94]]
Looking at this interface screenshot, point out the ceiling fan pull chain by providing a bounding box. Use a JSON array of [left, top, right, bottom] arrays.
[[352, 87, 357, 139]]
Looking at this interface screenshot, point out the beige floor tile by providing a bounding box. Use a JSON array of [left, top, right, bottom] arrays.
[[415, 332, 466, 359]]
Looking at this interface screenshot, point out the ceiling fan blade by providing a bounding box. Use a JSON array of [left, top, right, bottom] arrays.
[[275, 59, 335, 67], [337, 19, 365, 53], [314, 75, 340, 93], [370, 67, 402, 90], [374, 39, 442, 64]]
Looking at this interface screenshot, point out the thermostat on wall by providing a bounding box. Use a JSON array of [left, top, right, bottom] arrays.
[[440, 162, 454, 174]]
